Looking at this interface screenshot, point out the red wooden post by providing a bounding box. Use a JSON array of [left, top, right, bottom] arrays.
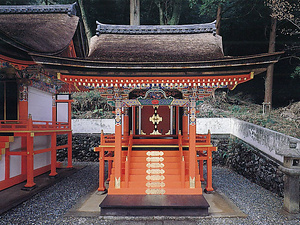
[[5, 148, 9, 180], [49, 132, 57, 176], [123, 108, 129, 137], [132, 106, 136, 135], [205, 148, 214, 192], [182, 107, 188, 139], [175, 106, 179, 135], [24, 115, 35, 188], [114, 98, 122, 188], [189, 97, 197, 188], [98, 146, 106, 191], [107, 160, 112, 181], [67, 96, 73, 168], [52, 94, 56, 124], [125, 156, 129, 188], [199, 160, 204, 181]]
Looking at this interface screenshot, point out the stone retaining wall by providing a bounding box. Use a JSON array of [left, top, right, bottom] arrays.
[[212, 136, 284, 196], [57, 134, 100, 162], [65, 118, 300, 197]]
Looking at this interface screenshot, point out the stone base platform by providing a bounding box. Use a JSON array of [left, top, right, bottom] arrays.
[[100, 195, 209, 216]]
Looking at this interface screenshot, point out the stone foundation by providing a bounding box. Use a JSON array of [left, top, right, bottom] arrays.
[[57, 134, 100, 162], [212, 137, 284, 197]]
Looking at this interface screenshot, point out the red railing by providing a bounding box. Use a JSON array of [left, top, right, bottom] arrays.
[[125, 132, 133, 188], [0, 119, 70, 132], [178, 131, 185, 188]]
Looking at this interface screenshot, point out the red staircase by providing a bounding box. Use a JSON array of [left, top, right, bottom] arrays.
[[96, 132, 216, 216], [108, 148, 202, 195]]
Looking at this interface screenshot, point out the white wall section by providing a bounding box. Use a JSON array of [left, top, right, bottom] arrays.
[[28, 87, 52, 121]]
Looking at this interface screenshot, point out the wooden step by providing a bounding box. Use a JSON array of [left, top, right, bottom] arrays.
[[129, 168, 180, 175], [108, 186, 203, 195], [130, 156, 180, 163], [130, 162, 180, 169], [130, 150, 180, 157], [129, 174, 181, 182], [127, 181, 186, 188], [100, 195, 209, 216]]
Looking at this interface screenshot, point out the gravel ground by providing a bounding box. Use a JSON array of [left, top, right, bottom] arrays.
[[0, 162, 299, 225]]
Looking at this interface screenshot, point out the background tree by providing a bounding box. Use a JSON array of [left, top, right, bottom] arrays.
[[0, 0, 298, 107], [263, 0, 299, 112]]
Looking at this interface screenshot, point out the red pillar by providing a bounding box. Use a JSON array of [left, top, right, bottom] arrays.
[[114, 98, 122, 188], [5, 148, 9, 180], [24, 115, 35, 188], [98, 146, 106, 191], [199, 160, 204, 181], [52, 95, 56, 124], [189, 97, 197, 188], [182, 107, 189, 139], [205, 148, 214, 192], [67, 97, 73, 168], [49, 132, 57, 176], [123, 108, 129, 137], [132, 106, 136, 135]]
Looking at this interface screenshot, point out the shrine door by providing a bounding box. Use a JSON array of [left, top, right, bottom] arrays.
[[141, 106, 171, 135]]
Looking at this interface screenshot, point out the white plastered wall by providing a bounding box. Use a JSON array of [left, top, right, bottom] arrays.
[[28, 87, 52, 121], [33, 135, 51, 170], [9, 137, 22, 178], [0, 153, 5, 181]]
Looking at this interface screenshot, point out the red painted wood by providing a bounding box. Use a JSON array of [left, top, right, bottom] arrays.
[[157, 106, 170, 135], [141, 106, 155, 135]]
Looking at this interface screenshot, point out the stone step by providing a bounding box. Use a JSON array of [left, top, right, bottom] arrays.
[[100, 195, 209, 216]]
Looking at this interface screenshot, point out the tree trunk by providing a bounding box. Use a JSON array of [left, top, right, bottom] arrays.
[[168, 0, 182, 25], [78, 0, 92, 44], [263, 17, 277, 114], [155, 1, 165, 25], [216, 4, 222, 35], [130, 0, 140, 25]]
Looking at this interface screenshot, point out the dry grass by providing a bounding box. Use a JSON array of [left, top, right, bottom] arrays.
[[197, 91, 300, 139]]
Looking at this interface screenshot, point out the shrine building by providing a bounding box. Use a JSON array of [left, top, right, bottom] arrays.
[[0, 3, 282, 216], [0, 3, 87, 191]]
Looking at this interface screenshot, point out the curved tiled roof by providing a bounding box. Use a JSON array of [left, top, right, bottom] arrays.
[[0, 3, 77, 15], [96, 21, 216, 35]]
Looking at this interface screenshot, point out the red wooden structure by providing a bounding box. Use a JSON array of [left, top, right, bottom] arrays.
[[0, 3, 87, 191], [32, 22, 282, 199]]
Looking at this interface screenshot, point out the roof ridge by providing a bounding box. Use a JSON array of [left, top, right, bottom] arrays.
[[96, 21, 216, 35], [0, 3, 77, 16]]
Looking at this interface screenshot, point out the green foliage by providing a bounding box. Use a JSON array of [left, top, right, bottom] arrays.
[[229, 105, 240, 113], [291, 66, 300, 78]]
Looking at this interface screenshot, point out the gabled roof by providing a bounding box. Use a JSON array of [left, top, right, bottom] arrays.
[[0, 3, 77, 15], [89, 21, 223, 62], [96, 21, 216, 35], [0, 3, 87, 61]]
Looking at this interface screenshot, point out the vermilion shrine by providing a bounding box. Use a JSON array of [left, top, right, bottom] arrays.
[[0, 3, 281, 216]]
